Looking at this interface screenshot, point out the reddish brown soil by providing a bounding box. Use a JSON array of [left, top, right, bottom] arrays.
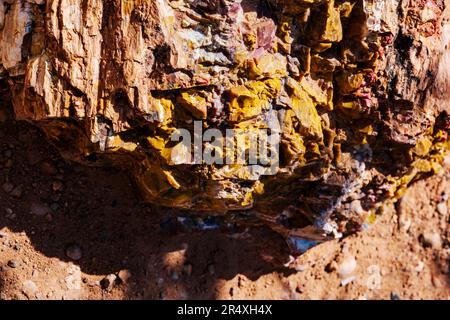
[[0, 106, 449, 300]]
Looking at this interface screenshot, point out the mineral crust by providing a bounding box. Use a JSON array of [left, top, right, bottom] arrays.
[[1, 0, 449, 248]]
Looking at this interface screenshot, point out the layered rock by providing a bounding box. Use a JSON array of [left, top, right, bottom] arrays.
[[1, 0, 449, 249]]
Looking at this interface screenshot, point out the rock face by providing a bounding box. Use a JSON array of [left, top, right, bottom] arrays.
[[1, 0, 449, 245]]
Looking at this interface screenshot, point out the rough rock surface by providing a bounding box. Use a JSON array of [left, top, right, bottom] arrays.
[[0, 117, 449, 299], [1, 0, 449, 247]]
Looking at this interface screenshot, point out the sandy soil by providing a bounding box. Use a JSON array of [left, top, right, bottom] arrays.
[[0, 106, 449, 300]]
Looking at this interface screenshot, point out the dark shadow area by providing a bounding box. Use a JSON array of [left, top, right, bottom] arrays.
[[0, 106, 293, 299]]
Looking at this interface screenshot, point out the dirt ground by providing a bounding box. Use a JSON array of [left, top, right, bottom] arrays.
[[0, 106, 449, 300]]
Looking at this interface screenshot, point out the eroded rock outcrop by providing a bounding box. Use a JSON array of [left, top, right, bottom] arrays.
[[1, 0, 449, 250]]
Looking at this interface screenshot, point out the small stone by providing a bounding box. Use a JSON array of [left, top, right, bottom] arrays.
[[295, 264, 308, 272], [431, 274, 442, 288], [101, 274, 117, 291], [156, 277, 164, 286], [2, 182, 14, 193], [171, 271, 179, 281], [88, 280, 100, 287], [296, 283, 305, 294], [40, 161, 58, 175], [390, 292, 401, 300], [414, 260, 425, 273], [421, 232, 442, 249], [366, 265, 382, 290], [398, 215, 412, 233], [6, 213, 16, 220], [10, 186, 23, 198], [22, 280, 38, 299], [349, 200, 365, 215], [208, 264, 215, 275], [0, 231, 7, 238], [65, 264, 82, 290], [288, 279, 298, 290], [65, 244, 82, 261], [340, 276, 356, 286], [52, 180, 63, 192], [437, 202, 447, 215], [117, 269, 131, 283], [183, 264, 193, 276], [337, 255, 357, 277], [283, 255, 295, 267], [5, 208, 16, 219], [30, 202, 51, 216], [8, 259, 20, 268]]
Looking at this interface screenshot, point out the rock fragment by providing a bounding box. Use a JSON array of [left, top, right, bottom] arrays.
[[22, 280, 38, 299], [2, 182, 13, 193], [421, 232, 442, 249], [30, 202, 51, 217], [65, 264, 82, 290], [337, 255, 357, 278], [101, 274, 117, 291], [7, 259, 20, 268], [10, 186, 23, 198], [117, 269, 132, 283], [437, 202, 447, 215], [65, 244, 82, 261]]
